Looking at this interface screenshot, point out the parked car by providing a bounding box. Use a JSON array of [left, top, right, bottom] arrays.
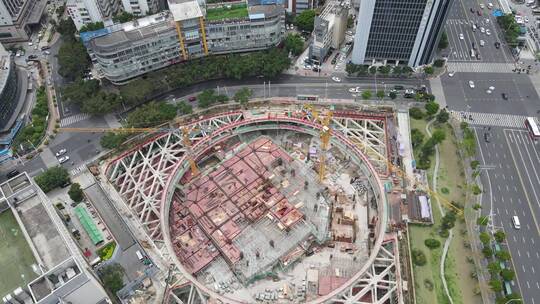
[[58, 156, 70, 164], [55, 148, 67, 157], [469, 80, 475, 88], [6, 170, 20, 179], [331, 76, 341, 82], [188, 96, 197, 102]]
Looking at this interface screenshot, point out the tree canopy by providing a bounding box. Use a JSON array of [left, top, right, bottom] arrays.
[[100, 132, 128, 149], [35, 167, 70, 193], [284, 33, 304, 56], [233, 87, 252, 107], [126, 101, 177, 127], [99, 263, 125, 293], [68, 183, 84, 202], [113, 11, 136, 23], [57, 41, 91, 80], [295, 10, 316, 32]]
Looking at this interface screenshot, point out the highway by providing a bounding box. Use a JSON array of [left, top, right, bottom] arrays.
[[475, 126, 540, 304]]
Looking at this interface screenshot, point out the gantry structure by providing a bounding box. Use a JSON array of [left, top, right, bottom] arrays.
[[104, 102, 403, 304]]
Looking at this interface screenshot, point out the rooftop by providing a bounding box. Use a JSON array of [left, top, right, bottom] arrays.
[[168, 0, 204, 21], [206, 3, 249, 21]]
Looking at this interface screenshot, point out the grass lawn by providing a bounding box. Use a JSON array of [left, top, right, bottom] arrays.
[[206, 4, 248, 21], [0, 210, 39, 298], [408, 117, 480, 304]]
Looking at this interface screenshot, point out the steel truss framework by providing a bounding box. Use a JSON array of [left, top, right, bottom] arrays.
[[164, 237, 402, 304], [106, 109, 389, 239]]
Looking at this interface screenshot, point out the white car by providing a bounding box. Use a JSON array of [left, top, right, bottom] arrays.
[[448, 71, 456, 77], [55, 149, 67, 157], [469, 80, 475, 88], [348, 87, 361, 93], [486, 29, 491, 35], [303, 65, 312, 70], [331, 76, 341, 82], [486, 89, 492, 94], [480, 39, 485, 47], [28, 42, 33, 46], [480, 27, 485, 33], [487, 2, 493, 9], [58, 156, 70, 164], [459, 33, 464, 40], [479, 4, 484, 9], [489, 86, 495, 91]]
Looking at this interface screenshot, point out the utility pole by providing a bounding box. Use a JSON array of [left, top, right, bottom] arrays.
[[263, 81, 266, 98]]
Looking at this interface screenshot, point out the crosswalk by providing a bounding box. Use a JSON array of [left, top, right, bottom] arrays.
[[447, 62, 514, 73], [450, 111, 535, 129], [60, 113, 91, 127], [70, 164, 88, 176]]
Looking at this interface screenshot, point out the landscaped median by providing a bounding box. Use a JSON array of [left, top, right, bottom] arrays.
[[407, 105, 482, 304]]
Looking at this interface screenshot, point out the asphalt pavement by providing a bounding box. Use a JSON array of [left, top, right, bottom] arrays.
[[475, 126, 540, 303]]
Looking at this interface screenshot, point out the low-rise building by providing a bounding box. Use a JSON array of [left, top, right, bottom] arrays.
[[308, 0, 348, 64], [85, 0, 284, 84]]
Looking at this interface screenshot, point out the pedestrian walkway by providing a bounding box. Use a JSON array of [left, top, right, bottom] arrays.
[[70, 164, 87, 176], [60, 113, 91, 127], [450, 110, 533, 128], [447, 62, 514, 73]]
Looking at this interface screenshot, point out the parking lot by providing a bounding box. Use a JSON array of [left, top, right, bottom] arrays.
[[445, 0, 512, 63]]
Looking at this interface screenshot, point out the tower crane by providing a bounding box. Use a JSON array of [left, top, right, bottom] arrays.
[[181, 127, 200, 176]]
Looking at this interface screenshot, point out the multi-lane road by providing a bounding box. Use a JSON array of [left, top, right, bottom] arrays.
[[475, 126, 540, 303]]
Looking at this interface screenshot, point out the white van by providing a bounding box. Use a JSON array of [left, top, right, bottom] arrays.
[[512, 216, 521, 229], [136, 250, 144, 261]]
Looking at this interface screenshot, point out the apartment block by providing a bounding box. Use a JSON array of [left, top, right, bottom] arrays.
[[67, 0, 121, 30]]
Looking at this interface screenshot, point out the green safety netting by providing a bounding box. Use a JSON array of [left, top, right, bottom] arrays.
[[74, 205, 104, 245]]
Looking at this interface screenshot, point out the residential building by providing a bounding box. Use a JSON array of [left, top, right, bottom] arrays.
[[66, 0, 121, 30], [121, 0, 159, 16], [0, 0, 46, 42], [85, 0, 284, 84], [308, 0, 348, 64], [351, 0, 452, 67]]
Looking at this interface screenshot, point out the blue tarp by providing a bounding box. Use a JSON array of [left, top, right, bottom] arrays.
[[80, 28, 111, 47]]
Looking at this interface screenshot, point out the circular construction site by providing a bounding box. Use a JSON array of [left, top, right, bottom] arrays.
[[160, 107, 389, 304]]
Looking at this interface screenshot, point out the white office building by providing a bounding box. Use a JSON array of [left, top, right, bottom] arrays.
[[120, 0, 158, 16], [67, 0, 121, 30]]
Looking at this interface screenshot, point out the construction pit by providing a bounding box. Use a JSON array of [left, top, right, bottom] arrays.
[[168, 130, 379, 303]]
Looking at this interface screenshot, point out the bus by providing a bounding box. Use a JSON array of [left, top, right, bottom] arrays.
[[525, 117, 540, 140], [297, 95, 319, 101]]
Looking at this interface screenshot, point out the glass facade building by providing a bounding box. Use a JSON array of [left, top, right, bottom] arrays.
[[352, 0, 451, 67], [0, 54, 18, 131]]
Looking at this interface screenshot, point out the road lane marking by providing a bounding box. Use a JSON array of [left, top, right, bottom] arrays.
[[504, 130, 540, 235], [518, 249, 521, 257], [527, 251, 531, 258], [506, 208, 509, 215], [501, 197, 505, 202], [527, 281, 530, 288], [532, 265, 535, 273]]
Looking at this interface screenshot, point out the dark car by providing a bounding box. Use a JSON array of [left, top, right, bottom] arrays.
[[6, 170, 19, 179], [188, 96, 197, 102], [494, 42, 500, 49], [40, 46, 50, 51], [502, 93, 508, 100], [394, 85, 405, 90]]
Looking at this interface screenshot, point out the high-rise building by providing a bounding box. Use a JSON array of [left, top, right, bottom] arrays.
[[0, 0, 46, 42], [351, 0, 451, 67], [67, 0, 121, 30], [308, 0, 348, 64]]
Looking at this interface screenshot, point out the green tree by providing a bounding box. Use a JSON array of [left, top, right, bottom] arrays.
[[436, 110, 449, 123], [472, 184, 482, 195], [392, 66, 402, 76], [361, 90, 372, 100], [487, 262, 501, 276], [283, 33, 304, 56], [113, 11, 136, 23], [389, 91, 397, 99], [56, 18, 76, 38], [402, 66, 414, 75], [411, 129, 424, 148], [409, 107, 425, 120], [441, 212, 457, 230], [346, 63, 358, 76], [99, 263, 125, 293], [411, 249, 427, 266], [482, 246, 493, 258], [494, 230, 506, 243], [479, 232, 491, 245], [295, 10, 316, 32], [233, 87, 252, 107], [347, 15, 354, 28], [198, 89, 219, 108], [376, 90, 385, 99], [176, 101, 193, 115], [79, 22, 104, 32], [489, 279, 503, 292], [57, 41, 91, 80], [495, 250, 511, 261], [68, 183, 84, 202], [431, 129, 446, 144], [433, 59, 445, 68], [378, 65, 391, 75], [424, 66, 434, 75], [369, 66, 377, 75], [500, 269, 515, 281], [35, 167, 70, 193], [425, 101, 439, 116], [100, 132, 128, 149], [470, 160, 480, 170], [126, 101, 177, 127], [438, 31, 449, 49], [424, 238, 441, 249]]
